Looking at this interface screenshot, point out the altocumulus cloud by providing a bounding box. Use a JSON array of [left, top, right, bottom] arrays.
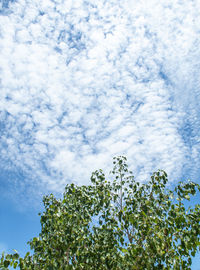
[[0, 0, 200, 204]]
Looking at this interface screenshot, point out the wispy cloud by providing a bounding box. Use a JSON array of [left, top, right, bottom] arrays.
[[0, 0, 200, 205], [0, 242, 7, 254]]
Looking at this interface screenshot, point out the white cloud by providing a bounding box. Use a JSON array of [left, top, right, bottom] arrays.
[[0, 0, 200, 205], [0, 242, 7, 254]]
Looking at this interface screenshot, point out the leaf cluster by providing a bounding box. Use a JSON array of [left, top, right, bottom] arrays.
[[1, 156, 200, 269]]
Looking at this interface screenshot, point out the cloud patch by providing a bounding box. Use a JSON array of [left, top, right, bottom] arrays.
[[0, 242, 7, 254], [0, 0, 200, 205]]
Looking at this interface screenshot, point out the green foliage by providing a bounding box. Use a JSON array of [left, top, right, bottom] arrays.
[[1, 156, 200, 269]]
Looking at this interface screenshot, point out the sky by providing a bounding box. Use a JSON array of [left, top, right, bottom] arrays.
[[0, 0, 200, 268]]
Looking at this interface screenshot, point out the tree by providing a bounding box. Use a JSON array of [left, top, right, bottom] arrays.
[[1, 156, 200, 269]]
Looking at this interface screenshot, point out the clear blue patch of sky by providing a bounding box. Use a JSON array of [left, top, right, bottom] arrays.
[[0, 0, 15, 15], [183, 187, 200, 270], [0, 0, 15, 9], [0, 193, 41, 257]]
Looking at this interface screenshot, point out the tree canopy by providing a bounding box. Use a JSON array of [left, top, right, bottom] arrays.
[[1, 156, 200, 269]]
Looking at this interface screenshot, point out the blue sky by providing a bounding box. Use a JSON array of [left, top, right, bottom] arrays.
[[0, 0, 200, 268]]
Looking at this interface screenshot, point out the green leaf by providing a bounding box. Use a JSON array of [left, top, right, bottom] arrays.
[[3, 260, 10, 267], [185, 195, 190, 200]]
